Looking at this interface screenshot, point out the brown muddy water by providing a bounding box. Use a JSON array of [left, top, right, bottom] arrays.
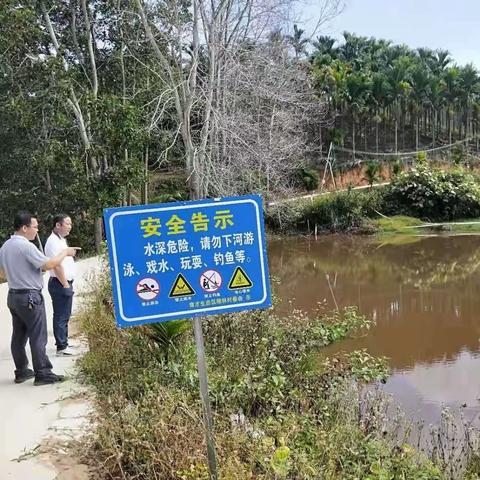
[[268, 234, 480, 426]]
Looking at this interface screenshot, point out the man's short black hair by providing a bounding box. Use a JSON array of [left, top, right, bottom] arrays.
[[14, 211, 35, 230], [52, 214, 70, 229]]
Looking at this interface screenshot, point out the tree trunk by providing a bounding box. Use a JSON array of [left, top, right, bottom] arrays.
[[447, 108, 452, 144], [364, 119, 367, 151], [352, 118, 356, 161], [45, 169, 52, 191], [466, 103, 470, 139], [383, 109, 387, 147], [395, 119, 398, 154], [142, 147, 149, 204], [94, 216, 103, 253], [319, 125, 323, 160], [416, 115, 419, 151], [81, 0, 98, 98]]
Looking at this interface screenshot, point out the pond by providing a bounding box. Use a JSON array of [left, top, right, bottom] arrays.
[[268, 234, 480, 425]]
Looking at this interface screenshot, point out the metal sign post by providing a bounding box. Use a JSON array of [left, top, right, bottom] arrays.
[[103, 194, 271, 479], [193, 317, 218, 479]]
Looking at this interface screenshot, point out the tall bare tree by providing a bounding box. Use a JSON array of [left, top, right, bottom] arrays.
[[37, 1, 149, 250], [135, 0, 341, 200]]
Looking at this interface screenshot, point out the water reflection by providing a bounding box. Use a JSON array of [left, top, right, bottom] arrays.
[[268, 235, 480, 420], [388, 350, 480, 424]]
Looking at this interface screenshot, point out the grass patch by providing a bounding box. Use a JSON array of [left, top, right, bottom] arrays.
[[375, 215, 480, 236], [374, 215, 423, 234], [374, 234, 424, 247]]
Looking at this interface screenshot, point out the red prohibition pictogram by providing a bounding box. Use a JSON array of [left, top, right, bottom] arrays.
[[200, 269, 222, 292], [136, 277, 160, 300]]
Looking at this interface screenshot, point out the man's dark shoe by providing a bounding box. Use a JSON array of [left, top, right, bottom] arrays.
[[33, 373, 66, 386], [14, 369, 35, 384]]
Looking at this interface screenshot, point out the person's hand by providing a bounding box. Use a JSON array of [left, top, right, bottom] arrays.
[[66, 247, 81, 257]]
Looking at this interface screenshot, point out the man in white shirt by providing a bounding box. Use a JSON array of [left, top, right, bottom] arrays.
[[44, 214, 78, 356]]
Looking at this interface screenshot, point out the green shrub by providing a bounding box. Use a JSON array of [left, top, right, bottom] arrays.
[[363, 160, 383, 187], [150, 173, 189, 203], [294, 167, 320, 191], [385, 164, 480, 220], [390, 158, 402, 177], [301, 189, 385, 232], [465, 454, 480, 479], [416, 150, 427, 163], [77, 272, 447, 479], [451, 144, 466, 166], [269, 163, 480, 235], [204, 306, 382, 417], [147, 320, 192, 362], [264, 200, 306, 234]]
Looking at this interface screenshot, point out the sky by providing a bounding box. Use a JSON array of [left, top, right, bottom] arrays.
[[303, 0, 480, 67]]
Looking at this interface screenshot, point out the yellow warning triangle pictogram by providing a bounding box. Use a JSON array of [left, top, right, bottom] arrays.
[[228, 266, 253, 290], [169, 273, 195, 297]]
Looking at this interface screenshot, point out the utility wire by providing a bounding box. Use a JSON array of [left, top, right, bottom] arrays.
[[333, 136, 479, 157]]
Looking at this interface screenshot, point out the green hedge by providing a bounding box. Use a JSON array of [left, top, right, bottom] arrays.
[[384, 165, 480, 221], [268, 164, 480, 235]]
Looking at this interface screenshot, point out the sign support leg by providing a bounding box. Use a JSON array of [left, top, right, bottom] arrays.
[[193, 317, 218, 480]]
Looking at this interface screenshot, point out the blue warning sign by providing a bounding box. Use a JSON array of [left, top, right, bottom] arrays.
[[104, 195, 272, 327]]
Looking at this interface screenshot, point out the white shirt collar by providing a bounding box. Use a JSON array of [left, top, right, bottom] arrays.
[[11, 234, 29, 242]]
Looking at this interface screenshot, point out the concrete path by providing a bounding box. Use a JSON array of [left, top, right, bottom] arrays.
[[0, 256, 101, 479]]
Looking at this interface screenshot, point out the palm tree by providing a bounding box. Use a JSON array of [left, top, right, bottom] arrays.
[[417, 47, 435, 66], [312, 35, 337, 65], [458, 64, 479, 138], [409, 65, 431, 149], [443, 67, 459, 143], [346, 72, 372, 158], [287, 24, 309, 59], [310, 33, 480, 154], [433, 49, 452, 74], [312, 35, 336, 55], [371, 72, 388, 152], [386, 55, 413, 152], [363, 160, 382, 187], [428, 76, 444, 146], [147, 320, 191, 362]]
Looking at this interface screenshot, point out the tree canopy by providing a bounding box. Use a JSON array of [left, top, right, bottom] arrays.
[[1, 3, 477, 248], [311, 32, 480, 155]]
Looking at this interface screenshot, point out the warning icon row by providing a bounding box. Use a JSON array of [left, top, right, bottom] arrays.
[[137, 267, 253, 301]]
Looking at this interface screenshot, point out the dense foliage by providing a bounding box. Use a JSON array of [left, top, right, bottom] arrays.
[[267, 164, 480, 233], [78, 270, 449, 479], [0, 1, 324, 247], [3, 2, 480, 247], [385, 164, 480, 220], [312, 32, 480, 154]]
